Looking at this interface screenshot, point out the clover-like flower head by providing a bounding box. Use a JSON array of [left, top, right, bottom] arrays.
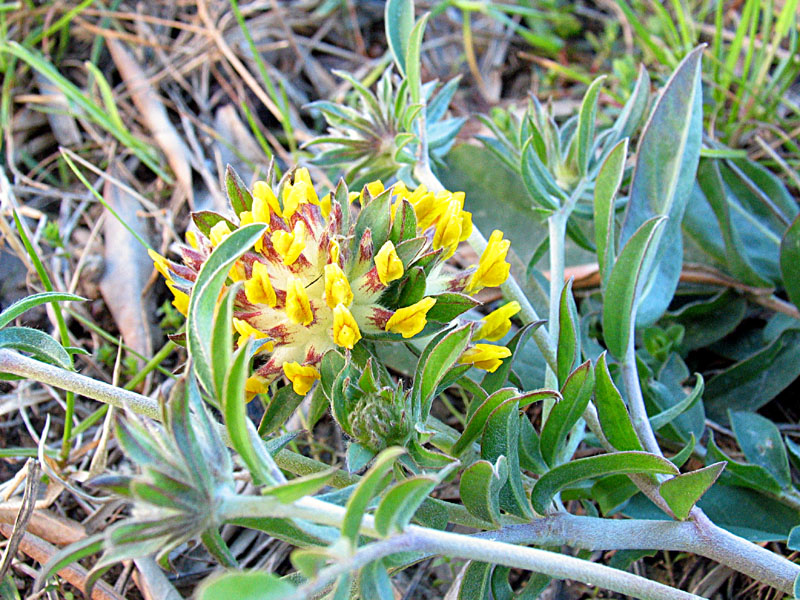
[[151, 166, 513, 397]]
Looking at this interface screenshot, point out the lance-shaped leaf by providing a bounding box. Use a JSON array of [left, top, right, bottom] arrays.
[[460, 457, 508, 527], [706, 433, 782, 495], [197, 572, 297, 600], [0, 292, 84, 329], [649, 374, 704, 431], [188, 223, 267, 395], [481, 399, 532, 518], [593, 138, 627, 288], [259, 384, 304, 436], [602, 216, 666, 359], [556, 279, 580, 386], [730, 410, 792, 490], [659, 462, 726, 520], [385, 0, 415, 76], [359, 560, 394, 600], [211, 284, 236, 401], [342, 447, 405, 545], [530, 451, 678, 515], [540, 361, 594, 466], [0, 327, 72, 371], [572, 75, 606, 176], [459, 562, 493, 600], [225, 164, 254, 214], [451, 388, 557, 457], [617, 47, 703, 326], [406, 14, 430, 106], [780, 214, 800, 311], [375, 472, 443, 536], [594, 352, 642, 451]]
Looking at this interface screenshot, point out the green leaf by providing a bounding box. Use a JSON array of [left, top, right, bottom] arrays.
[[594, 352, 641, 451], [481, 399, 532, 518], [359, 560, 394, 600], [658, 462, 725, 520], [530, 452, 678, 515], [0, 327, 72, 371], [729, 410, 791, 489], [226, 165, 254, 214], [389, 199, 418, 244], [556, 279, 580, 386], [406, 13, 430, 106], [412, 324, 472, 424], [460, 457, 508, 527], [602, 216, 666, 359], [648, 374, 704, 430], [425, 293, 480, 322], [788, 525, 800, 551], [261, 468, 338, 504], [593, 139, 627, 288], [223, 342, 276, 485], [705, 329, 800, 420], [259, 385, 304, 436], [540, 361, 594, 466], [520, 140, 564, 210], [451, 388, 556, 457], [36, 534, 105, 591], [481, 321, 544, 395], [342, 447, 405, 545], [662, 289, 747, 351], [197, 572, 296, 599], [781, 214, 800, 311], [212, 285, 236, 401], [459, 562, 493, 600], [573, 75, 606, 176], [374, 475, 438, 536], [346, 440, 376, 474], [353, 190, 393, 258], [619, 46, 703, 326], [706, 433, 782, 495], [188, 223, 267, 395], [0, 292, 84, 330], [384, 0, 415, 76], [591, 474, 639, 516], [192, 211, 239, 239]]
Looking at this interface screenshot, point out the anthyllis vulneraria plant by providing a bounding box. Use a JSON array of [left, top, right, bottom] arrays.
[[149, 165, 516, 398]]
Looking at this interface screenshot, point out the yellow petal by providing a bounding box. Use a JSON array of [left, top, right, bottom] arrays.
[[185, 231, 199, 249], [476, 301, 521, 341], [375, 240, 404, 285], [294, 168, 319, 205], [271, 220, 306, 266], [239, 211, 254, 227], [244, 261, 277, 306], [283, 362, 320, 395], [466, 230, 511, 293], [254, 181, 281, 218], [324, 263, 353, 308], [432, 199, 462, 259], [148, 249, 172, 281], [329, 238, 340, 264], [286, 276, 314, 326], [458, 343, 512, 373], [333, 303, 362, 349], [320, 192, 332, 219], [385, 297, 436, 338], [245, 375, 270, 402], [362, 180, 384, 203], [459, 210, 473, 242], [209, 221, 232, 247], [229, 260, 246, 282], [166, 281, 189, 316]]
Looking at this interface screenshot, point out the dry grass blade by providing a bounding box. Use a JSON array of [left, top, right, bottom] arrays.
[[0, 459, 41, 581], [106, 38, 193, 200], [0, 507, 86, 547]]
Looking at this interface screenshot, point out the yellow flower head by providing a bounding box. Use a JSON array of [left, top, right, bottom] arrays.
[[476, 301, 521, 341], [233, 317, 273, 354], [271, 220, 306, 266], [458, 343, 512, 373], [254, 180, 282, 217], [209, 221, 232, 248], [244, 261, 277, 307], [333, 304, 362, 349], [324, 263, 353, 308], [285, 276, 314, 326], [374, 241, 404, 285], [283, 362, 320, 395], [385, 297, 436, 338], [466, 230, 511, 293]]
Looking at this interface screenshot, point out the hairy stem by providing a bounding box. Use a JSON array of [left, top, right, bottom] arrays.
[[622, 334, 662, 457]]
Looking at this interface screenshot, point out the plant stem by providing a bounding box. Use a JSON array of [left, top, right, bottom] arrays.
[[622, 334, 662, 456]]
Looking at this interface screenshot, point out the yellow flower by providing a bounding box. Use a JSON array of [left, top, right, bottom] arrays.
[[148, 250, 172, 281], [320, 193, 332, 219], [233, 317, 273, 353], [432, 199, 463, 259], [244, 261, 277, 307], [333, 304, 362, 349], [283, 362, 320, 395], [245, 374, 270, 402], [466, 230, 511, 293], [229, 260, 246, 282], [286, 276, 314, 326], [374, 241, 404, 285], [328, 238, 340, 264], [324, 263, 353, 308], [186, 231, 199, 249], [458, 343, 512, 373], [271, 220, 306, 266], [459, 210, 473, 242], [209, 221, 232, 248], [294, 168, 319, 205], [254, 181, 282, 217], [166, 281, 189, 316], [363, 180, 385, 201], [385, 297, 436, 338], [476, 301, 521, 341]]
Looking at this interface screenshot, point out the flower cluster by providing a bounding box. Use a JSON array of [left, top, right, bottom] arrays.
[[151, 167, 515, 397]]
